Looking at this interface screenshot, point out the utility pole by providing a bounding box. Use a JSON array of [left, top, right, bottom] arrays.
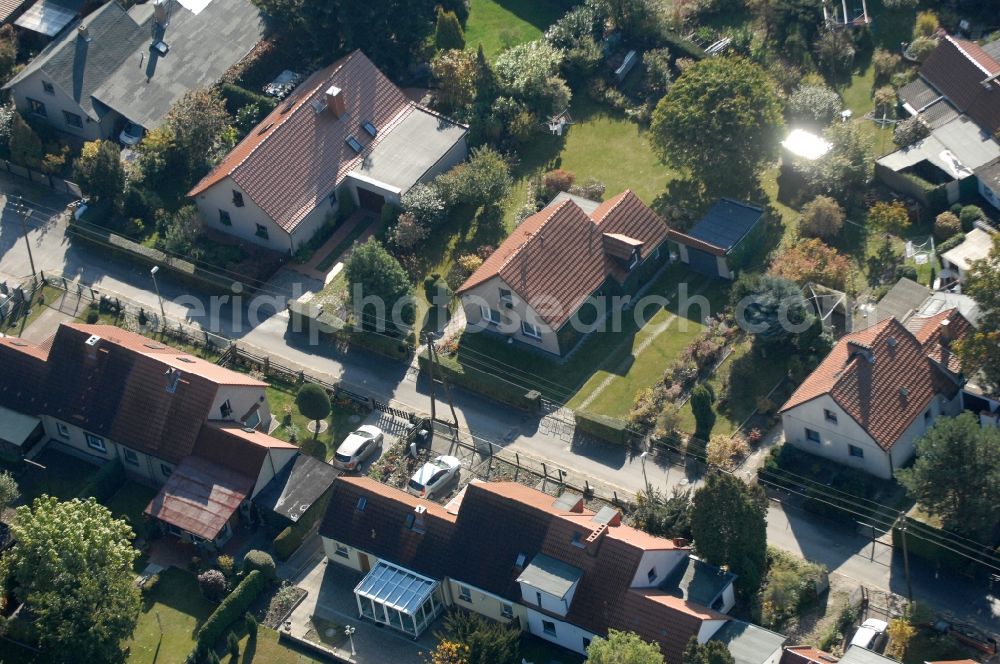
[[428, 337, 458, 427], [896, 512, 913, 602], [14, 197, 36, 282], [423, 333, 437, 425]]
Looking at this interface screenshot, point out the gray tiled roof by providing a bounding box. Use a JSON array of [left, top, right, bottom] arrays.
[[516, 552, 582, 599], [660, 556, 735, 607], [711, 621, 786, 664], [685, 198, 765, 253], [5, 0, 263, 128], [898, 77, 941, 111]]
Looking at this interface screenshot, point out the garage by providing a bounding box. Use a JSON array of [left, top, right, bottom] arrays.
[[686, 247, 719, 277], [667, 198, 765, 280], [357, 187, 386, 213]]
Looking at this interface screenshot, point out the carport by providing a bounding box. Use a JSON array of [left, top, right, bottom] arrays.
[[668, 199, 765, 279], [354, 560, 445, 638]]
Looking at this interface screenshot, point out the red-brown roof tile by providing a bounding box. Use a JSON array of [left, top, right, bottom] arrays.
[[780, 311, 970, 450], [782, 645, 839, 664], [189, 51, 419, 232], [920, 36, 1000, 132], [457, 191, 670, 329]]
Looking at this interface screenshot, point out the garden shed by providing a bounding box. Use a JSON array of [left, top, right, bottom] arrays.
[[667, 199, 765, 279]]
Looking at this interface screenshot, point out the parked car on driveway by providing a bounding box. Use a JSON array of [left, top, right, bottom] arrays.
[[333, 425, 383, 471], [119, 121, 145, 146], [850, 618, 888, 650], [407, 455, 461, 499]]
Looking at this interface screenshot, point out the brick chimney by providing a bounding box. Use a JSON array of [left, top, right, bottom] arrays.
[[939, 317, 952, 344], [325, 85, 346, 118]]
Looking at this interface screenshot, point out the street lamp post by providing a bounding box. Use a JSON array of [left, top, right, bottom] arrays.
[[639, 451, 650, 495], [344, 625, 356, 657], [149, 266, 166, 330]]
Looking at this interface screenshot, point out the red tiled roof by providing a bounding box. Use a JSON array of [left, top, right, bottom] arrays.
[[780, 310, 971, 450], [189, 51, 416, 233], [920, 36, 1000, 132], [782, 646, 839, 664], [145, 456, 254, 541], [457, 191, 670, 329], [193, 423, 293, 480], [322, 478, 718, 663]]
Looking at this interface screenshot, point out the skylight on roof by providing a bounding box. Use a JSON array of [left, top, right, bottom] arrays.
[[362, 121, 377, 138], [346, 136, 363, 153]]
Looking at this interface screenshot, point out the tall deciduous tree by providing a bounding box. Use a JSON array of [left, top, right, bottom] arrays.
[[683, 636, 735, 664], [345, 237, 413, 326], [650, 57, 783, 194], [897, 413, 1000, 539], [691, 471, 768, 595], [799, 195, 844, 241], [800, 122, 873, 206], [586, 630, 664, 663], [431, 49, 478, 115], [74, 140, 126, 205], [8, 113, 42, 169], [955, 235, 1000, 393], [2, 497, 140, 662], [0, 470, 18, 514]]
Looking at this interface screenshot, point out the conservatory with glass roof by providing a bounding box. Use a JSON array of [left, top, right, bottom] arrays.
[[354, 560, 446, 637]]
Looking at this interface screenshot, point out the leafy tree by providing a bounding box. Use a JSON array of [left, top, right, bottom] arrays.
[[872, 48, 901, 84], [873, 86, 897, 117], [439, 610, 520, 664], [691, 471, 768, 595], [435, 6, 464, 51], [164, 87, 233, 178], [642, 48, 672, 98], [787, 84, 842, 126], [494, 40, 570, 115], [431, 49, 478, 114], [885, 618, 916, 661], [586, 630, 664, 664], [800, 121, 873, 206], [959, 204, 983, 230], [8, 113, 42, 168], [898, 413, 1000, 539], [198, 569, 227, 602], [690, 385, 716, 440], [295, 384, 331, 441], [338, 0, 436, 76], [390, 212, 430, 251], [908, 37, 938, 62], [737, 275, 809, 344], [769, 238, 852, 291], [159, 205, 204, 257], [956, 235, 1000, 392], [630, 487, 692, 540], [345, 237, 414, 325], [2, 497, 140, 662], [683, 636, 735, 664], [426, 640, 471, 664], [0, 470, 18, 514], [650, 57, 783, 193], [799, 195, 844, 241], [867, 200, 910, 235], [402, 183, 447, 227], [914, 11, 938, 38], [893, 116, 929, 147], [0, 25, 16, 85], [435, 147, 512, 212], [74, 140, 126, 204], [815, 29, 856, 79]]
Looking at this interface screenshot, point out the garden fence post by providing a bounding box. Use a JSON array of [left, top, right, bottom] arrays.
[[542, 462, 547, 479]]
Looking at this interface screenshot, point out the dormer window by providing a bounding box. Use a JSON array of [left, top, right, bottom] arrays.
[[515, 552, 526, 567], [346, 136, 363, 153], [362, 121, 377, 137]]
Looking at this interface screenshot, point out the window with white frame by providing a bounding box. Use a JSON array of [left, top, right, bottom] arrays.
[[85, 433, 106, 452], [458, 586, 471, 602], [220, 400, 232, 419], [848, 444, 864, 458], [499, 288, 513, 302], [335, 543, 349, 558], [805, 428, 820, 443], [824, 409, 838, 424], [56, 422, 69, 438], [542, 620, 556, 636], [122, 448, 139, 465], [480, 306, 501, 325], [521, 320, 541, 339], [501, 603, 513, 619]]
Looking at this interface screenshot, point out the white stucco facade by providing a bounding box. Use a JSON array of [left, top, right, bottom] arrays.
[[7, 73, 111, 141], [524, 607, 597, 655], [460, 275, 565, 356]]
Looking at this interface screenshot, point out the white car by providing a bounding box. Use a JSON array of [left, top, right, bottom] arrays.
[[332, 425, 383, 471], [407, 455, 461, 499], [850, 618, 888, 650], [119, 121, 144, 146]]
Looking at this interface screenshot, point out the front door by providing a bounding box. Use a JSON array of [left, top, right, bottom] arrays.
[[359, 553, 371, 573]]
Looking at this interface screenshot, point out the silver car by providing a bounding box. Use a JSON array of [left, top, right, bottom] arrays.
[[407, 455, 461, 499], [333, 425, 383, 471]]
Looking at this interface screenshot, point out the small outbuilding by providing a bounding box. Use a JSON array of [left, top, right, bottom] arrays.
[[668, 199, 766, 279]]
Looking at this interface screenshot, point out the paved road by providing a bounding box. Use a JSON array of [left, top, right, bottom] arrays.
[[2, 186, 998, 634]]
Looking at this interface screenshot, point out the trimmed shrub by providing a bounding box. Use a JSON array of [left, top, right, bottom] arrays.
[[959, 205, 983, 231], [77, 458, 125, 503], [245, 612, 258, 640], [273, 526, 301, 561], [227, 631, 240, 659], [198, 569, 227, 602], [933, 212, 961, 242], [196, 570, 265, 649], [543, 168, 575, 196], [799, 195, 844, 241], [574, 411, 630, 446], [937, 233, 965, 254], [242, 550, 276, 583]]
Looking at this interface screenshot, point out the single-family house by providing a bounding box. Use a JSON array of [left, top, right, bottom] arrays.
[[668, 199, 766, 279], [456, 190, 671, 356], [940, 227, 996, 285], [188, 50, 469, 254], [779, 308, 972, 479], [858, 277, 982, 330], [0, 323, 327, 548], [3, 0, 264, 142], [880, 35, 1000, 208], [320, 477, 784, 662]]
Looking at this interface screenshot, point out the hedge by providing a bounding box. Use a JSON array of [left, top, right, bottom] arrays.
[[937, 233, 965, 254], [220, 83, 277, 117], [196, 570, 265, 648], [288, 301, 415, 360], [78, 458, 125, 502], [273, 488, 332, 561], [891, 518, 968, 572], [574, 411, 630, 446], [420, 354, 534, 410]]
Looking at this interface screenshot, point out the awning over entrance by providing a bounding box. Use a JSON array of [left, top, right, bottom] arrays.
[[354, 560, 444, 637]]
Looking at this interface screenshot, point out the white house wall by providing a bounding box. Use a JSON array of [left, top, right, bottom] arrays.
[[193, 176, 294, 253], [8, 74, 106, 141], [209, 385, 271, 428], [524, 607, 596, 655], [252, 447, 297, 497], [519, 580, 575, 617], [416, 135, 468, 184], [460, 276, 563, 355], [445, 578, 527, 625], [698, 619, 728, 643], [979, 178, 1000, 210], [322, 536, 367, 571]]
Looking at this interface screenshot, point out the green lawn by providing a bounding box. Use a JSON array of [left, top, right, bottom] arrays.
[[127, 568, 214, 663], [234, 627, 326, 663], [265, 381, 367, 461], [567, 274, 730, 419], [463, 0, 564, 59], [674, 339, 791, 437], [105, 481, 158, 528]]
